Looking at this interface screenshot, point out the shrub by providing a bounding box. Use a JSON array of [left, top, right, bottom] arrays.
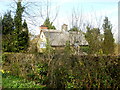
[[2, 53, 120, 88], [2, 73, 46, 88]]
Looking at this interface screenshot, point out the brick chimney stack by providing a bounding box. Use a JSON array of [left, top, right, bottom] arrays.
[[40, 25, 48, 30]]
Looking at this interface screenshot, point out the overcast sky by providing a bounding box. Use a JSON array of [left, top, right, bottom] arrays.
[[0, 0, 119, 42]]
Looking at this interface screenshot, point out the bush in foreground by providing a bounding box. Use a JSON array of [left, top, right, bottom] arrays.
[[2, 73, 46, 88]]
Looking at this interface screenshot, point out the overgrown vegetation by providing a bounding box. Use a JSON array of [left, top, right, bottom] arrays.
[[2, 16, 119, 88], [2, 73, 46, 88], [2, 52, 120, 88], [85, 17, 115, 55], [85, 27, 102, 54], [1, 0, 119, 89]]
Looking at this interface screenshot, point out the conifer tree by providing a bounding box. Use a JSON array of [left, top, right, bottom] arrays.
[[43, 18, 56, 29], [2, 0, 29, 52], [22, 20, 29, 50], [2, 11, 14, 52], [2, 11, 14, 35], [102, 17, 114, 54], [14, 0, 25, 51]]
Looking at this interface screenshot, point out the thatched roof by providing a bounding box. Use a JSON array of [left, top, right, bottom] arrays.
[[41, 30, 88, 46], [43, 31, 69, 46]]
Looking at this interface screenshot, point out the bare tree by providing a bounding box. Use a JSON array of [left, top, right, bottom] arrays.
[[69, 7, 83, 30], [39, 0, 60, 23], [9, 0, 42, 25]]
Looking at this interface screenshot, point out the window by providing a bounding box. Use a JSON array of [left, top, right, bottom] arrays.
[[40, 42, 46, 48]]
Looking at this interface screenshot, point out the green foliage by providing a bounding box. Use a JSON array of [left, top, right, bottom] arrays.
[[21, 19, 29, 50], [13, 1, 26, 52], [69, 26, 79, 32], [51, 65, 68, 88], [43, 18, 56, 29], [2, 11, 15, 52], [46, 54, 69, 88], [2, 11, 14, 35], [2, 73, 45, 88], [3, 52, 120, 88], [35, 63, 48, 84], [2, 1, 29, 52], [44, 38, 54, 55], [36, 63, 48, 76], [64, 41, 72, 55], [26, 63, 48, 85], [65, 55, 119, 88], [14, 1, 24, 33], [80, 46, 89, 53], [102, 17, 115, 55], [85, 26, 102, 54]]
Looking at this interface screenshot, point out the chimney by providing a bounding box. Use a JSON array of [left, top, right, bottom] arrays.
[[40, 25, 48, 30], [61, 24, 68, 31]]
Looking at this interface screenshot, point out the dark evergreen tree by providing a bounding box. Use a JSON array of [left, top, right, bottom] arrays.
[[2, 1, 29, 52], [22, 19, 29, 50], [14, 0, 25, 51], [2, 11, 14, 35], [14, 1, 24, 33], [2, 11, 15, 52], [43, 18, 56, 29], [102, 17, 114, 54]]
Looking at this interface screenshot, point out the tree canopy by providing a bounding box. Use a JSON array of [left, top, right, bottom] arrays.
[[85, 26, 102, 54], [2, 1, 29, 52], [43, 18, 56, 29], [2, 11, 15, 52], [102, 17, 114, 54], [2, 11, 14, 35]]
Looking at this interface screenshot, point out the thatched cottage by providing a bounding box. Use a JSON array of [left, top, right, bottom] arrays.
[[35, 24, 88, 52]]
